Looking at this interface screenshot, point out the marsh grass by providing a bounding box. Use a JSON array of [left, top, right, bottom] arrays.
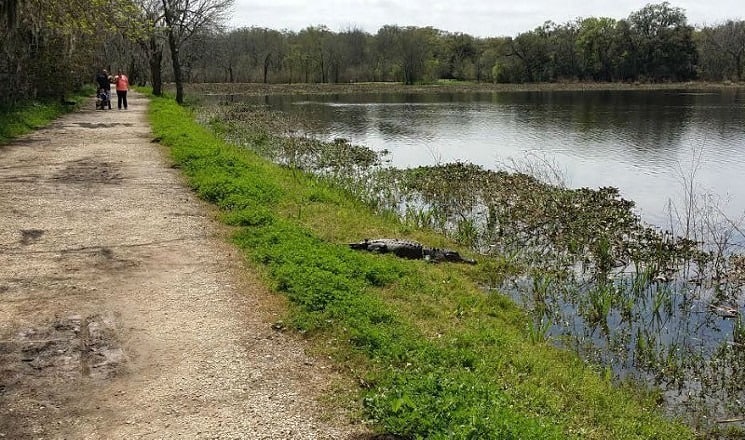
[[148, 96, 695, 439]]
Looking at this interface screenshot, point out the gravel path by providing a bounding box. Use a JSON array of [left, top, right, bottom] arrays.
[[0, 91, 365, 439]]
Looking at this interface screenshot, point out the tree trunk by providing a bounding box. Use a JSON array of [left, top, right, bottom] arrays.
[[150, 47, 163, 96], [319, 50, 326, 83], [263, 54, 270, 83], [128, 59, 137, 86], [162, 0, 184, 104], [167, 30, 184, 103]]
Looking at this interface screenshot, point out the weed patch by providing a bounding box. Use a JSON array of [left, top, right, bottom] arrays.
[[0, 90, 90, 144]]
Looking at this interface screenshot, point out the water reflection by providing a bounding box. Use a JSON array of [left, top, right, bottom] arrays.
[[245, 89, 745, 228]]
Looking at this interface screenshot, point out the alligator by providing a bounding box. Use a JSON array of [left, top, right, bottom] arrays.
[[348, 238, 476, 265]]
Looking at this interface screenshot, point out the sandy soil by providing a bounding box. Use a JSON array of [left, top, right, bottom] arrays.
[[0, 91, 368, 439]]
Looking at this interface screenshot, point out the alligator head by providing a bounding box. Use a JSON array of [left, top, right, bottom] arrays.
[[425, 248, 477, 265]]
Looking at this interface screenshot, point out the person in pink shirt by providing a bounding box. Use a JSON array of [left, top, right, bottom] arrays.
[[114, 69, 130, 110]]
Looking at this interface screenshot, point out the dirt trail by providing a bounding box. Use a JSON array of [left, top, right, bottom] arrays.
[[0, 92, 362, 439]]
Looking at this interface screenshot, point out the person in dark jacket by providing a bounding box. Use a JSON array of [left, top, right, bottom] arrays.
[[95, 68, 111, 110], [96, 68, 110, 91]]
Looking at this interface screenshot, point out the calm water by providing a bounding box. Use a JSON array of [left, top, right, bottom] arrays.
[[260, 89, 745, 228]]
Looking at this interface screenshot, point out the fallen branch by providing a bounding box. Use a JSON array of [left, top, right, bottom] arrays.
[[716, 417, 745, 424]]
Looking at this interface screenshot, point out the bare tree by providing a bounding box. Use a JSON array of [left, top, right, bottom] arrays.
[[160, 0, 233, 103], [699, 20, 745, 82], [125, 0, 168, 96]]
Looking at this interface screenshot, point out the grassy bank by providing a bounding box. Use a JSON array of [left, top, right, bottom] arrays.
[[180, 80, 744, 98], [0, 88, 93, 145], [148, 95, 693, 439]]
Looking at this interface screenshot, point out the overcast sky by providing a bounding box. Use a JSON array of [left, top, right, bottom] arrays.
[[226, 1, 743, 37]]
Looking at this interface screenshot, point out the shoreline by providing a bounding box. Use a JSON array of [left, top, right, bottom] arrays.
[[180, 80, 745, 97], [150, 95, 698, 438]]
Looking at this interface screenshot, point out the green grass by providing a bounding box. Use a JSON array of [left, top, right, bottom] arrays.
[[147, 95, 694, 440], [0, 87, 93, 145]]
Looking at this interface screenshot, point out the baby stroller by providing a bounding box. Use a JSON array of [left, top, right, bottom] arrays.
[[96, 88, 111, 110]]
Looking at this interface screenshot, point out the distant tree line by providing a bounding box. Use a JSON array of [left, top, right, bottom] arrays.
[[1, 1, 744, 107], [191, 3, 743, 85]]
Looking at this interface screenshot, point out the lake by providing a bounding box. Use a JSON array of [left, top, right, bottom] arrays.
[[204, 87, 745, 426], [260, 89, 745, 228]]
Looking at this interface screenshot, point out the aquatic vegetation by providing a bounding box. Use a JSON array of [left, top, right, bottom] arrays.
[[196, 99, 745, 433]]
